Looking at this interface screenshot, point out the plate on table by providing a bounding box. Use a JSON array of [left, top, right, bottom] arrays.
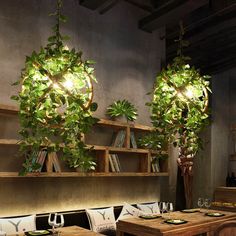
[[164, 219, 188, 225], [181, 209, 200, 213], [205, 212, 225, 217], [25, 230, 51, 236], [139, 214, 161, 219]]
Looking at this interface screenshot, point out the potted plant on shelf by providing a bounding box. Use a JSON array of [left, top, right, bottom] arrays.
[[146, 23, 211, 208], [107, 99, 138, 122], [11, 0, 98, 175]]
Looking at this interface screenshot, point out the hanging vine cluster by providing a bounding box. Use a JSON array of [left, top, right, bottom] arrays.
[[12, 0, 98, 175], [146, 23, 211, 158]]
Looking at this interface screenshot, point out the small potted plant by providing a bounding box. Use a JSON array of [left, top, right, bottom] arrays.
[[107, 99, 138, 122]]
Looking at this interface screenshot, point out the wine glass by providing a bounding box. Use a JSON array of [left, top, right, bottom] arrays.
[[159, 202, 167, 218], [48, 213, 64, 235], [204, 198, 211, 213], [166, 202, 174, 219], [197, 198, 204, 212], [48, 213, 57, 234]]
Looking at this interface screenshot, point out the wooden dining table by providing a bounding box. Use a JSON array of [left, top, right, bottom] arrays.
[[116, 209, 236, 236], [11, 226, 104, 236], [56, 225, 105, 235]]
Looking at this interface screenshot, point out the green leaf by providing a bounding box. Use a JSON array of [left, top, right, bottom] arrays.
[[11, 95, 19, 101]]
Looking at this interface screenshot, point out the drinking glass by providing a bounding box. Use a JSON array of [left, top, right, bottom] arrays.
[[166, 202, 174, 219], [159, 202, 167, 218], [48, 213, 64, 235], [197, 198, 204, 212], [48, 213, 57, 234], [204, 198, 211, 213]]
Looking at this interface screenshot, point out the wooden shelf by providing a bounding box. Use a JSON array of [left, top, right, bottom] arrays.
[[0, 140, 168, 155], [0, 139, 20, 145], [0, 104, 18, 114], [0, 172, 169, 178], [0, 104, 169, 178], [97, 118, 154, 131]]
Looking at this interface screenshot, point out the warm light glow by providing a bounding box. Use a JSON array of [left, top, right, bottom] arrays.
[[63, 79, 74, 89], [185, 87, 194, 99]]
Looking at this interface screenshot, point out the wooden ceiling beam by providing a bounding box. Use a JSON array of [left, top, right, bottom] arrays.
[[167, 25, 236, 58], [200, 56, 236, 74], [167, 40, 236, 65], [98, 0, 120, 14], [166, 2, 236, 44], [79, 0, 108, 10], [139, 0, 209, 32], [124, 0, 153, 12]]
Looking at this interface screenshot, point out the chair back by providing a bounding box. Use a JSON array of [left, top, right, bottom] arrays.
[[214, 220, 236, 236]]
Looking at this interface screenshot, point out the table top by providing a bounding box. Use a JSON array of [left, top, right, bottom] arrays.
[[56, 226, 104, 235], [10, 226, 103, 236], [117, 209, 236, 236]]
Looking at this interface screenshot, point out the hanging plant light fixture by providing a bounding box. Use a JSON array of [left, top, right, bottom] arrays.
[[12, 0, 98, 175], [146, 22, 211, 208]]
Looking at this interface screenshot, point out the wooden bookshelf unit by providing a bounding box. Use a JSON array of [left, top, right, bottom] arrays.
[[0, 104, 169, 177]]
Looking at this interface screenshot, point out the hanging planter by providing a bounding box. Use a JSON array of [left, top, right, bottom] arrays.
[[11, 0, 98, 175], [146, 23, 211, 208]]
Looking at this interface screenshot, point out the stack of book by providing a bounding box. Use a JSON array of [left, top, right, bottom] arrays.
[[33, 150, 61, 172], [109, 154, 121, 172], [130, 131, 137, 148], [150, 156, 160, 173], [111, 130, 126, 147]]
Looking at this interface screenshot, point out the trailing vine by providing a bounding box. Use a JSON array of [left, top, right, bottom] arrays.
[[11, 0, 98, 175], [146, 23, 211, 158]]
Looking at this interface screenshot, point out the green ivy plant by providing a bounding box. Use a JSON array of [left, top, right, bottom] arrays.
[[11, 0, 98, 175], [146, 25, 211, 159], [107, 99, 138, 122]]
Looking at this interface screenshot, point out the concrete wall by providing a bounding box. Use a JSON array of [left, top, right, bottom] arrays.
[[0, 0, 165, 216], [193, 68, 236, 204]]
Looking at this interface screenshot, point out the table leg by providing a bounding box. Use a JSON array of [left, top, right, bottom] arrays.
[[116, 230, 125, 236], [207, 231, 214, 236]]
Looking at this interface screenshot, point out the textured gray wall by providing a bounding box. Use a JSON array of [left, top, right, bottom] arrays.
[[193, 69, 236, 204], [0, 0, 165, 216]]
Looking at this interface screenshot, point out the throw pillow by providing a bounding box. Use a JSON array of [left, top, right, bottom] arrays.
[[137, 202, 160, 214], [117, 203, 141, 221], [0, 215, 36, 235], [85, 207, 116, 236]]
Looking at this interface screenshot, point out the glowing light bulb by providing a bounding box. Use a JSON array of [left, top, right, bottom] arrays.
[[63, 79, 74, 89], [185, 87, 194, 99]]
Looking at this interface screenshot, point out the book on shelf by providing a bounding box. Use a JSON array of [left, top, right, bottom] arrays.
[[110, 154, 121, 172], [150, 156, 160, 173], [51, 152, 61, 172], [130, 131, 137, 148], [33, 150, 61, 173], [111, 130, 126, 147], [109, 154, 116, 172], [114, 154, 122, 172], [33, 150, 47, 172]]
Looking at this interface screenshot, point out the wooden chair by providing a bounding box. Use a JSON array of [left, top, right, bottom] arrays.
[[214, 220, 236, 236]]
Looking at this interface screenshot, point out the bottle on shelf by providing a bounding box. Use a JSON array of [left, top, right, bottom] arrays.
[[226, 172, 231, 187], [230, 172, 236, 187]]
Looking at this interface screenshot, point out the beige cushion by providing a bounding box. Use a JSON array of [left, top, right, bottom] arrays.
[[137, 202, 160, 214], [0, 215, 36, 235], [117, 203, 141, 221], [86, 207, 116, 236]]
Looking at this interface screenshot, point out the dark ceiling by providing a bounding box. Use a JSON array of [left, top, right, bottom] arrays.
[[79, 0, 236, 74]]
